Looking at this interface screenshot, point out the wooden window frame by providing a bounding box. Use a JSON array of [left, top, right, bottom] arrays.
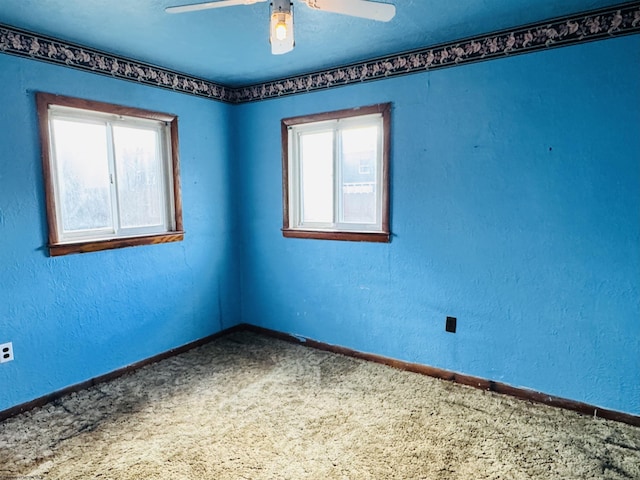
[[281, 103, 391, 243], [36, 92, 184, 256]]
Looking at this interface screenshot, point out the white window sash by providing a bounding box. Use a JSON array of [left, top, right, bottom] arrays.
[[288, 114, 383, 233], [47, 107, 173, 243]]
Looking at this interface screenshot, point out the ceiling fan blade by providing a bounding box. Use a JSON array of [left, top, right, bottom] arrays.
[[165, 0, 266, 14], [304, 0, 395, 22]]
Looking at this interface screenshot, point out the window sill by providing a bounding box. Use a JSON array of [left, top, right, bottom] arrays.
[[48, 231, 185, 257], [282, 228, 390, 243]]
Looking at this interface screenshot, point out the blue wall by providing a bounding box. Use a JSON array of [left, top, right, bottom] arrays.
[[0, 54, 241, 411], [237, 36, 640, 415], [2, 34, 638, 417]]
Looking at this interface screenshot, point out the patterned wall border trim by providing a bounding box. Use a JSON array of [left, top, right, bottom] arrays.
[[1, 1, 639, 104], [234, 1, 640, 102], [0, 24, 235, 102]]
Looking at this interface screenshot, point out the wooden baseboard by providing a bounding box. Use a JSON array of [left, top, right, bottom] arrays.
[[242, 324, 640, 428], [0, 325, 245, 422], [3, 322, 638, 428]]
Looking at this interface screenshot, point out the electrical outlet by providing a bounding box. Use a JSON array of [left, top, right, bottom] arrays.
[[446, 316, 457, 333], [0, 342, 14, 363]]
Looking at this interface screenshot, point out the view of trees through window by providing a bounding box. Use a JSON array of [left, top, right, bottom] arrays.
[[53, 120, 165, 235], [113, 125, 165, 229], [53, 119, 113, 232]]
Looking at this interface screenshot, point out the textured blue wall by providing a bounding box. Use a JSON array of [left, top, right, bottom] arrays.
[[237, 36, 640, 415], [2, 34, 639, 417], [0, 55, 241, 411]]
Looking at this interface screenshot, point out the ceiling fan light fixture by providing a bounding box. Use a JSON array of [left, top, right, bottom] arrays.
[[274, 15, 288, 40], [166, 0, 395, 55], [270, 0, 294, 55]]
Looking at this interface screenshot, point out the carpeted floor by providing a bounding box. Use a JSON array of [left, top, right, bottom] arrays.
[[1, 331, 639, 479]]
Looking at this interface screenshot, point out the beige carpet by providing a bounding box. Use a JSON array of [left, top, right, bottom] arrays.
[[0, 331, 639, 479]]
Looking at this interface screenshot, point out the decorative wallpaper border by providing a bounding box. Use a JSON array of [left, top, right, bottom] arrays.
[[0, 25, 235, 102], [233, 1, 640, 102], [1, 1, 639, 104]]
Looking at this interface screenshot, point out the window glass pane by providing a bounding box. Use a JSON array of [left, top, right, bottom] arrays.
[[51, 119, 113, 232], [300, 131, 334, 224], [340, 126, 378, 224], [113, 125, 165, 229]]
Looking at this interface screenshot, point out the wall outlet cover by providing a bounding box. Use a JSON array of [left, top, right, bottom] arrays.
[[0, 342, 14, 363], [446, 316, 457, 333]]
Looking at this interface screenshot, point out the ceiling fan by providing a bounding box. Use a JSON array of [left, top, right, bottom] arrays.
[[165, 0, 396, 55]]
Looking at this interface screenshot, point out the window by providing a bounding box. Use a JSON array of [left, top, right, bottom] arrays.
[[36, 93, 183, 256], [281, 103, 391, 242]]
